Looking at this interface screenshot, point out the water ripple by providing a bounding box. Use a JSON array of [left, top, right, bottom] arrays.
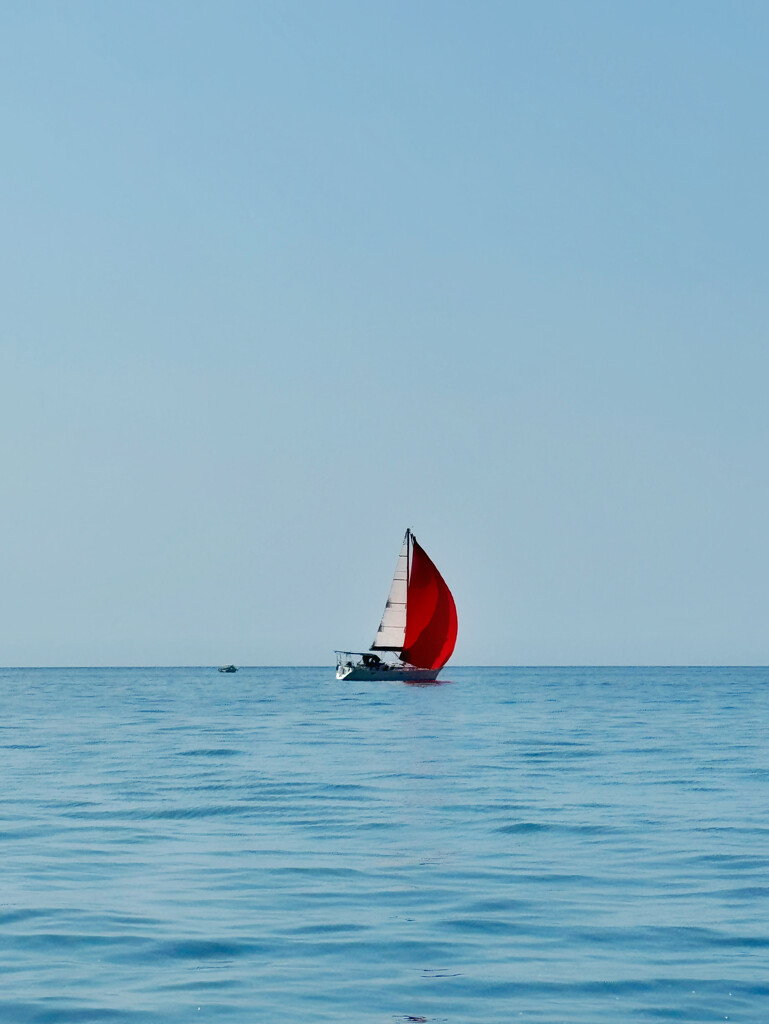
[[0, 665, 767, 1023]]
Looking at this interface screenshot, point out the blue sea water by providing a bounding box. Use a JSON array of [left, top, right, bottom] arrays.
[[0, 666, 768, 1024]]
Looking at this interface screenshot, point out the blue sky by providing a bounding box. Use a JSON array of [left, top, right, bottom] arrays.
[[1, 1, 768, 665]]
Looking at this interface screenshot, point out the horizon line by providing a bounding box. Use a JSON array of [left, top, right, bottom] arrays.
[[0, 664, 767, 670]]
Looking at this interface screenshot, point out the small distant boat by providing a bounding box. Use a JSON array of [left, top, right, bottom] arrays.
[[336, 529, 457, 682], [218, 665, 238, 673]]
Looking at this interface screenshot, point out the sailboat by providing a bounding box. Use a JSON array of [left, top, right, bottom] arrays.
[[336, 529, 457, 682]]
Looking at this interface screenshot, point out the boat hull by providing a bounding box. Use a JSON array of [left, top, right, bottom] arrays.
[[336, 664, 440, 682]]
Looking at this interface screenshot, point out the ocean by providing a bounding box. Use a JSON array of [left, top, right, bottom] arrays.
[[1, 666, 767, 1023]]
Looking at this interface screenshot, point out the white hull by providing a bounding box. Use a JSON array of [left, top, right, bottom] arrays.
[[336, 664, 439, 683]]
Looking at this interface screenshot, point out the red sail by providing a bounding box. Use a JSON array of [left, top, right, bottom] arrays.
[[400, 537, 457, 670]]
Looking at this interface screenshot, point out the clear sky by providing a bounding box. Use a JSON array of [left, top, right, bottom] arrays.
[[1, 1, 768, 666]]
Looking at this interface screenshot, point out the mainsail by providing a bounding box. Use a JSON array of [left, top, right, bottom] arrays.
[[370, 534, 409, 651], [371, 530, 457, 671]]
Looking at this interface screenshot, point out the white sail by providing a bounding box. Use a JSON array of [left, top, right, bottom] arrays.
[[370, 533, 409, 650]]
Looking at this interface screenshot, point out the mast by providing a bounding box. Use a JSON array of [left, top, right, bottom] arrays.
[[402, 529, 411, 666], [404, 528, 411, 663]]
